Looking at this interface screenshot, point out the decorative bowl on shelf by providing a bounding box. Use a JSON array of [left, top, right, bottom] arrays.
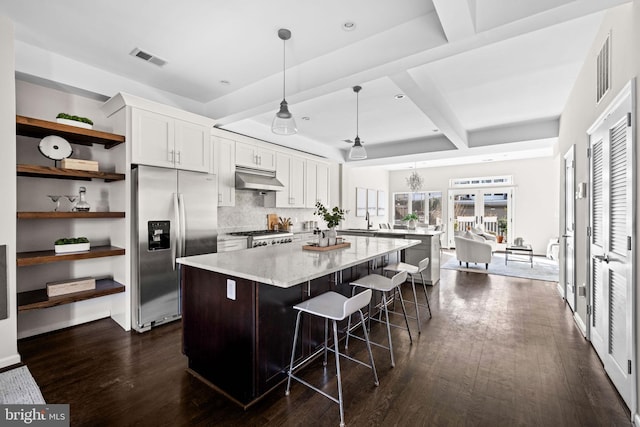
[[54, 237, 90, 254], [56, 118, 93, 129]]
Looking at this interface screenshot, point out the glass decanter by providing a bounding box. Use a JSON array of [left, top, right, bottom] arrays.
[[74, 186, 90, 212]]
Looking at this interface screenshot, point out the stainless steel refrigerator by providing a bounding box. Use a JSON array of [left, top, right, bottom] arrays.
[[132, 165, 217, 332]]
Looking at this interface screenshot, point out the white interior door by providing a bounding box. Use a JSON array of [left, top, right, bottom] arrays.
[[563, 146, 576, 310], [588, 82, 634, 409]]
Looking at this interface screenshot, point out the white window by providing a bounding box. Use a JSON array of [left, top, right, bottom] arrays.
[[393, 191, 442, 226]]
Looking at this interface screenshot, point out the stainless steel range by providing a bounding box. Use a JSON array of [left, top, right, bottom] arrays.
[[229, 230, 294, 248]]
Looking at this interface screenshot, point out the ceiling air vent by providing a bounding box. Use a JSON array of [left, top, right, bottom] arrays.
[[596, 33, 610, 104], [130, 48, 167, 67]]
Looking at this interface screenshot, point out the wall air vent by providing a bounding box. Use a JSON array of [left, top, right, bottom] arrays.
[[596, 33, 610, 104], [129, 48, 167, 67]]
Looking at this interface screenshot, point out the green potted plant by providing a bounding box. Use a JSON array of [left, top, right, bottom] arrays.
[[314, 202, 346, 229], [314, 202, 346, 245], [403, 213, 419, 230], [497, 217, 508, 243], [56, 113, 94, 130], [54, 237, 90, 254]]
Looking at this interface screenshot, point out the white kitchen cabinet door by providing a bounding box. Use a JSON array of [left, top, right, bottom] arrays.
[[216, 137, 235, 206], [174, 120, 210, 173], [276, 152, 305, 208], [235, 141, 276, 171], [256, 147, 276, 171], [132, 109, 175, 168], [305, 160, 330, 208]]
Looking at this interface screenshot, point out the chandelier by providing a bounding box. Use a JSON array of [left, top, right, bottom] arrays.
[[406, 170, 424, 191]]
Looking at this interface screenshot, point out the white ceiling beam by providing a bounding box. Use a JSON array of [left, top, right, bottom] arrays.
[[390, 71, 468, 150], [208, 0, 624, 127], [432, 0, 476, 42], [468, 117, 559, 147]]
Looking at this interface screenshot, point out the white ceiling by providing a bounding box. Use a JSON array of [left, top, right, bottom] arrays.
[[0, 0, 629, 169]]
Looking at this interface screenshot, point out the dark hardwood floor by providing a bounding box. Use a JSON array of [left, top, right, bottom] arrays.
[[18, 264, 631, 426]]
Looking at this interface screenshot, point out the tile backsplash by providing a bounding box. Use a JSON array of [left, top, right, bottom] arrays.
[[218, 191, 319, 233]]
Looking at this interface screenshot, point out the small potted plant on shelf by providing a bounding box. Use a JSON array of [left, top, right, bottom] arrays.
[[402, 213, 419, 230], [54, 237, 90, 254], [314, 202, 346, 245], [56, 113, 94, 130]]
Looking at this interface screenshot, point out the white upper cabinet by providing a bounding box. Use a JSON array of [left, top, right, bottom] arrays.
[[235, 141, 276, 171], [276, 152, 305, 208], [214, 136, 235, 207], [305, 160, 330, 208], [174, 120, 210, 172], [132, 109, 210, 173]]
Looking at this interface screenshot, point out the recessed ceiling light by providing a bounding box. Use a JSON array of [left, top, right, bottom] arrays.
[[301, 116, 310, 121], [394, 94, 405, 99], [342, 21, 356, 31], [220, 80, 231, 86]]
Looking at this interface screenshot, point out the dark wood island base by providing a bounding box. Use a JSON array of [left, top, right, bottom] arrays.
[[181, 263, 372, 407]]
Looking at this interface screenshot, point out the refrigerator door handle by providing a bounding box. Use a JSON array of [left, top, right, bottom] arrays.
[[178, 193, 187, 257], [173, 193, 181, 270]]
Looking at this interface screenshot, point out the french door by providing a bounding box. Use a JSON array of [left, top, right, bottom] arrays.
[[448, 187, 513, 247], [588, 81, 634, 409]]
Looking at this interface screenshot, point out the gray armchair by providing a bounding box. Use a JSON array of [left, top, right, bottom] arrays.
[[454, 234, 492, 269]]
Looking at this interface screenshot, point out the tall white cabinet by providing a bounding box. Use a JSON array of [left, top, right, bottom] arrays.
[[276, 152, 305, 208], [305, 160, 330, 207], [213, 136, 235, 207]]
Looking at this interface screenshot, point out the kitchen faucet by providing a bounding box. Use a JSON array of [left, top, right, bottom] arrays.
[[365, 211, 372, 230]]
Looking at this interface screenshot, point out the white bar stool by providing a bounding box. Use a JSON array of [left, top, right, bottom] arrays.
[[286, 289, 379, 427], [348, 270, 411, 367], [383, 257, 432, 334]]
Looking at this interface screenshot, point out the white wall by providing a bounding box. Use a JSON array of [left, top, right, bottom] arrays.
[[341, 165, 390, 230], [388, 156, 559, 254], [557, 2, 639, 417], [0, 15, 19, 368]]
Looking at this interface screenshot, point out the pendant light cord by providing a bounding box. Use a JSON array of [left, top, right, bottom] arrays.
[[282, 38, 286, 99], [356, 89, 359, 138]]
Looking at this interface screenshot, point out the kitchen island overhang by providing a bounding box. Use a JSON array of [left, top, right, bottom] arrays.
[[177, 236, 420, 407]]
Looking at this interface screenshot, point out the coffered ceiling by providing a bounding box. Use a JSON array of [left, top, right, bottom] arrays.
[[1, 0, 630, 168]]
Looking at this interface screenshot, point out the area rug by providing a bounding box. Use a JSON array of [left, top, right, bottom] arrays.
[[441, 252, 559, 282], [0, 366, 46, 404]]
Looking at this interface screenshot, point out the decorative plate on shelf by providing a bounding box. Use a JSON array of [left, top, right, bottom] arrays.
[[38, 135, 73, 161]]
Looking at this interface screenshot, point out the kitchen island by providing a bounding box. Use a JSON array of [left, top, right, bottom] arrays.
[[176, 236, 420, 407], [339, 228, 442, 285]]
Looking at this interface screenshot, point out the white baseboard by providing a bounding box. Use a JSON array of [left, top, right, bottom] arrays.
[[573, 312, 587, 337], [17, 310, 110, 339], [633, 412, 639, 426], [0, 353, 21, 369], [556, 283, 565, 298]]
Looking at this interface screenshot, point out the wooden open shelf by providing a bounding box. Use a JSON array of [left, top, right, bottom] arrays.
[[17, 278, 125, 311], [17, 245, 125, 267], [17, 164, 125, 182], [16, 115, 125, 149], [17, 211, 125, 219]]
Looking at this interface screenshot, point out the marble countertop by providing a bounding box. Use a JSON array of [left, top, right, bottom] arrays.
[[177, 236, 420, 288], [339, 229, 443, 237]]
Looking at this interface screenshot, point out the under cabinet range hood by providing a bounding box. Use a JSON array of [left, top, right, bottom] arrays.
[[235, 166, 284, 191]]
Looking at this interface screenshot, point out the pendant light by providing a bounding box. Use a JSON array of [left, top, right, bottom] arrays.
[[349, 85, 367, 160], [272, 28, 297, 135]]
